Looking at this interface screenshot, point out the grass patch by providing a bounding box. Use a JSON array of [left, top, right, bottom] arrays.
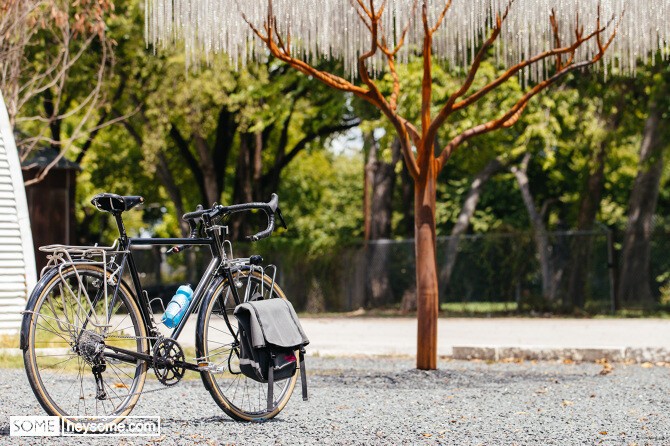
[[299, 302, 520, 318], [0, 335, 23, 368], [0, 334, 19, 348], [0, 350, 24, 368], [440, 301, 518, 315], [593, 309, 670, 319], [0, 335, 204, 383]]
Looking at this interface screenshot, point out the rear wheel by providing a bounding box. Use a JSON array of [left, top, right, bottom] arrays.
[[23, 264, 148, 426], [197, 270, 297, 421]]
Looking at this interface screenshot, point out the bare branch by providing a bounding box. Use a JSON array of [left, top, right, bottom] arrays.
[[430, 0, 453, 34], [435, 5, 618, 172], [420, 1, 432, 138], [426, 8, 507, 145], [242, 7, 369, 97], [356, 0, 372, 19], [436, 59, 592, 172], [356, 0, 384, 101], [390, 0, 417, 56], [550, 10, 563, 69], [351, 0, 373, 32], [245, 0, 422, 178], [444, 16, 608, 121]]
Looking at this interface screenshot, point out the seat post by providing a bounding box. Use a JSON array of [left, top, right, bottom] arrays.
[[114, 213, 128, 241]]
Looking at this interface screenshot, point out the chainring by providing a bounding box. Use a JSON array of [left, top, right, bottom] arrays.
[[152, 338, 185, 386]]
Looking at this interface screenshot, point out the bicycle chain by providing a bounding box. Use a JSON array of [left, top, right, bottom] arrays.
[[103, 333, 184, 400], [24, 312, 221, 400], [63, 326, 185, 399], [104, 383, 172, 400]]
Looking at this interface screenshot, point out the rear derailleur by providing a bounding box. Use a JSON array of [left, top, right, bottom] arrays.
[[75, 331, 108, 401]]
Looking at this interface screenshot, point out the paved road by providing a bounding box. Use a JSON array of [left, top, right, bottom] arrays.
[[2, 357, 670, 445], [172, 316, 670, 357]]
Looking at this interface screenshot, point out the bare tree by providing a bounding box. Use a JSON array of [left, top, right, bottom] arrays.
[[240, 0, 618, 369], [0, 0, 122, 184]]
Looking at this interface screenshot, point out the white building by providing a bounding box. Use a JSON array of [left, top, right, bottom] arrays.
[[0, 92, 37, 334]]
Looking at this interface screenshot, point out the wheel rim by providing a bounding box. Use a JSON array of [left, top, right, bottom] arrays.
[[203, 273, 296, 418], [28, 265, 147, 422]]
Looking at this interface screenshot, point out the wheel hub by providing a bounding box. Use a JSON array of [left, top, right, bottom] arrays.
[[77, 331, 105, 365]]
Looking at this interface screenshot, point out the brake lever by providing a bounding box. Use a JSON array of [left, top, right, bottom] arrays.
[[276, 207, 288, 229], [168, 219, 199, 254], [167, 245, 192, 254]]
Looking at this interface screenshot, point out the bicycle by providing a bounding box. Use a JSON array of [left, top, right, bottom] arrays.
[[20, 192, 297, 424]]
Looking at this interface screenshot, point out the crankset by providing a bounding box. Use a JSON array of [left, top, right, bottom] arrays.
[[152, 338, 185, 386]]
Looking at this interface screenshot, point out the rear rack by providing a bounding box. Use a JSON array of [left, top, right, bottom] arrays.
[[38, 241, 130, 331]]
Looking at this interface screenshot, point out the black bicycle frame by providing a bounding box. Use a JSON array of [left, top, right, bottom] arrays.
[[126, 236, 219, 341], [99, 214, 245, 370]]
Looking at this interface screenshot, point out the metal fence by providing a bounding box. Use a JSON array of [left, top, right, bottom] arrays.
[[129, 230, 670, 314]]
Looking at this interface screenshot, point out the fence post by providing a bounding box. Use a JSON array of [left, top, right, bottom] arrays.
[[594, 222, 617, 314], [607, 230, 617, 315], [597, 222, 617, 315]]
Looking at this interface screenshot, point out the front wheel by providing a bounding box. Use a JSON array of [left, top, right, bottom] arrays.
[[196, 270, 297, 421]]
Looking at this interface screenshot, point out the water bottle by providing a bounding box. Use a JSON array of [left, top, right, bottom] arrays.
[[162, 284, 193, 328]]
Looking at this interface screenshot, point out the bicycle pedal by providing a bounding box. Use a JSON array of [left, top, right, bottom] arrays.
[[197, 363, 225, 373]]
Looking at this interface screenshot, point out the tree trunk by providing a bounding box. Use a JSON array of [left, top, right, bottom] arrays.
[[231, 133, 254, 240], [154, 151, 197, 283], [511, 153, 558, 300], [399, 159, 417, 314], [365, 159, 397, 307], [618, 105, 665, 306], [369, 159, 397, 239], [252, 131, 264, 201], [403, 156, 504, 313], [194, 132, 219, 206], [363, 132, 375, 241], [400, 161, 414, 238], [415, 158, 438, 371], [155, 151, 190, 237], [439, 156, 504, 295], [365, 136, 399, 307], [564, 142, 607, 308]]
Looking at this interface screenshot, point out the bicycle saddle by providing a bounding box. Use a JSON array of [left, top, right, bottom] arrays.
[[91, 193, 144, 214]]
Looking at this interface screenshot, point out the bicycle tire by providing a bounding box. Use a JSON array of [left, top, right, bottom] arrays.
[[23, 264, 149, 426], [196, 269, 298, 421]]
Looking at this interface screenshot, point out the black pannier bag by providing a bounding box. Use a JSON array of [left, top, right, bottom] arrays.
[[233, 297, 309, 411]]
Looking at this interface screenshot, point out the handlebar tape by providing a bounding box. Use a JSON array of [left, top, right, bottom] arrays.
[[180, 193, 280, 242], [247, 213, 276, 242]]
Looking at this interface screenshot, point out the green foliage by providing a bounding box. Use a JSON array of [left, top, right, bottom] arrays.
[[44, 0, 667, 260], [277, 150, 364, 253]]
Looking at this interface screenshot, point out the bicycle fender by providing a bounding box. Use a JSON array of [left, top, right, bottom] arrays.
[[20, 266, 61, 350]]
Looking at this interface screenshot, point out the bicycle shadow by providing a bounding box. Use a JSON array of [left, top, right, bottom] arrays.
[[160, 415, 285, 428]]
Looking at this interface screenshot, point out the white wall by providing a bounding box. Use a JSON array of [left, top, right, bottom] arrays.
[[0, 91, 37, 334]]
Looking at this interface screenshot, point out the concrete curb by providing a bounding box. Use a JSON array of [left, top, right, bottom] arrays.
[[452, 346, 670, 363]]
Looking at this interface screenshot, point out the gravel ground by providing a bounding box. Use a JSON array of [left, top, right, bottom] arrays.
[[2, 356, 670, 445]]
